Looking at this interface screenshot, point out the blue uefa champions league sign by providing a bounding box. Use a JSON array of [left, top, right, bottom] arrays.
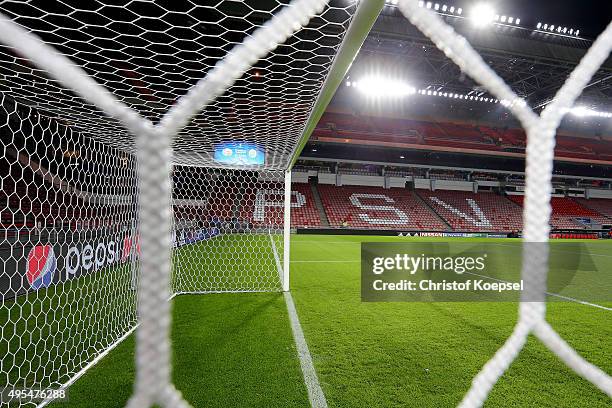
[[214, 142, 265, 166]]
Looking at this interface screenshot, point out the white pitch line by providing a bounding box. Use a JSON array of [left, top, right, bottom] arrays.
[[463, 271, 612, 311], [284, 291, 328, 408], [292, 251, 610, 311], [270, 235, 328, 408]]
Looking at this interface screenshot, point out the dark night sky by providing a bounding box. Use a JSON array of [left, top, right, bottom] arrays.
[[457, 0, 611, 39]]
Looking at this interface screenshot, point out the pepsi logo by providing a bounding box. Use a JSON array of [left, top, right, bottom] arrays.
[[26, 245, 57, 289]]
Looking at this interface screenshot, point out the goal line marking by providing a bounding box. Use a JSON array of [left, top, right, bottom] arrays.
[[269, 234, 328, 408]]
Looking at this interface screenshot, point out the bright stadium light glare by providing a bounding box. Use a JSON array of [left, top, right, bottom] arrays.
[[568, 106, 612, 118], [354, 76, 416, 98], [470, 4, 496, 27]]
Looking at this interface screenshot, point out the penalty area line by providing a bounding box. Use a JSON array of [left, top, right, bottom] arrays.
[[269, 235, 328, 408]]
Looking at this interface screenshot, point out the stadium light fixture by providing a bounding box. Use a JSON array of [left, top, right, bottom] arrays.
[[470, 4, 496, 27], [352, 76, 416, 98]]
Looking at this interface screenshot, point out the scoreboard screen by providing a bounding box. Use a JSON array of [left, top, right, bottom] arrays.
[[214, 142, 265, 166]]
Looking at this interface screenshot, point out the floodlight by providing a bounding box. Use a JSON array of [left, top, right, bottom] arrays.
[[543, 24, 548, 29], [434, 3, 439, 11], [563, 27, 567, 33], [457, 8, 462, 15], [470, 4, 496, 27], [576, 29, 580, 36], [500, 15, 506, 23], [508, 17, 514, 24], [537, 22, 541, 29], [418, 1, 424, 7], [442, 5, 447, 12], [426, 2, 432, 9], [550, 25, 555, 31], [346, 81, 351, 87], [515, 18, 520, 24], [569, 106, 611, 118], [354, 76, 416, 98], [449, 6, 455, 13], [569, 29, 573, 34]]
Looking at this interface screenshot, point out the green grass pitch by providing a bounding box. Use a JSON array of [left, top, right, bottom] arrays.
[[2, 235, 611, 407]]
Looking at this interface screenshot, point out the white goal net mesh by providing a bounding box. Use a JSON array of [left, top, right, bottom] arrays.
[[0, 0, 610, 407], [393, 2, 612, 407], [0, 0, 357, 406], [171, 167, 286, 294]]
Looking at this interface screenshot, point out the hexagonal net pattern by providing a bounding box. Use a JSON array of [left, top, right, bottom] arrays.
[[171, 167, 287, 294], [0, 93, 140, 406], [0, 0, 358, 407], [392, 1, 612, 407], [0, 0, 356, 169]]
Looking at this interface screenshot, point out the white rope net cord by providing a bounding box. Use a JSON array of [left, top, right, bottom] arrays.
[[395, 1, 612, 407], [0, 0, 357, 407]]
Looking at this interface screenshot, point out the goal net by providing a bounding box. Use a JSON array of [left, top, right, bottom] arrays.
[[0, 0, 358, 406], [171, 167, 287, 294], [0, 0, 610, 407]]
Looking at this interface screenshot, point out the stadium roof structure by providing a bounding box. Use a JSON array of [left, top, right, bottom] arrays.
[[336, 6, 612, 127]]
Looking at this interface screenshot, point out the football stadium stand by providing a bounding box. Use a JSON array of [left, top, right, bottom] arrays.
[[507, 195, 610, 228], [313, 112, 612, 162], [576, 198, 612, 219], [419, 190, 523, 232], [316, 185, 447, 230]]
